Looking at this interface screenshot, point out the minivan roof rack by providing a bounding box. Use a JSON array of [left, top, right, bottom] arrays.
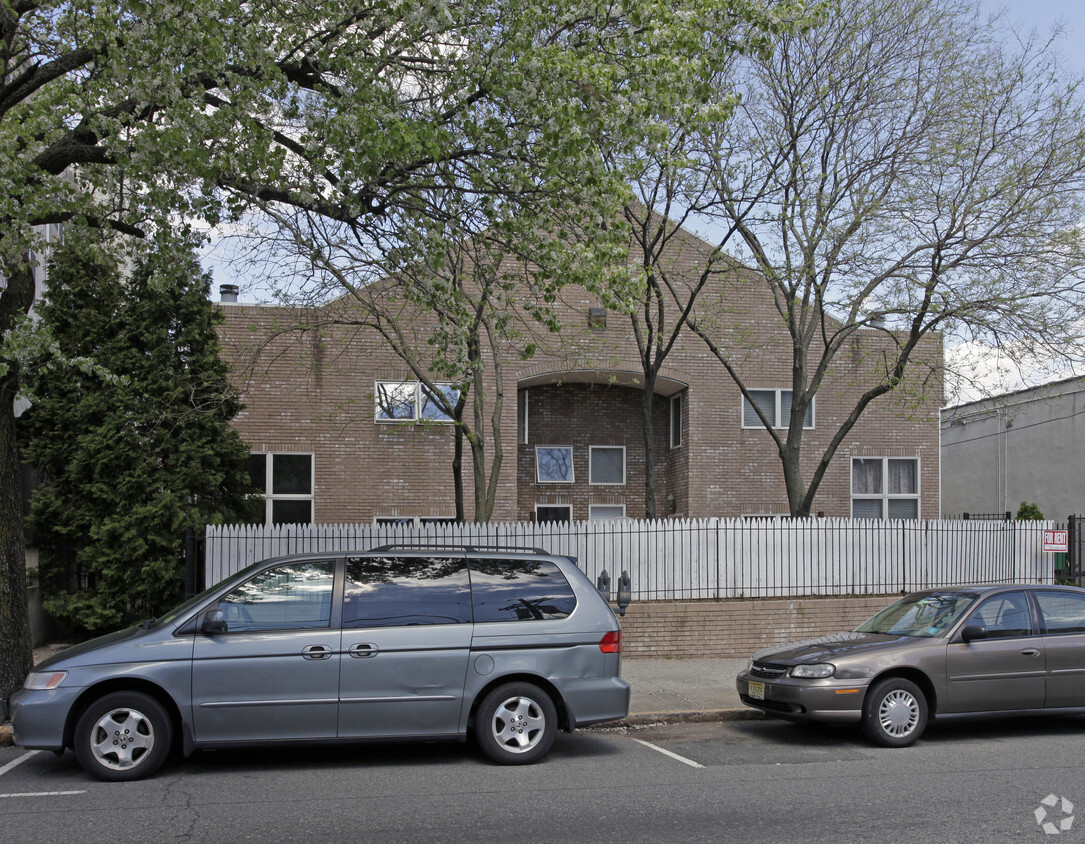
[[365, 543, 552, 555]]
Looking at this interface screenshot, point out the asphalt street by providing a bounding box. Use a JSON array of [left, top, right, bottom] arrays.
[[4, 711, 1085, 843]]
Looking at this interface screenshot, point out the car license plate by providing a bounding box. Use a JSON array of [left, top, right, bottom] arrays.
[[748, 681, 765, 700]]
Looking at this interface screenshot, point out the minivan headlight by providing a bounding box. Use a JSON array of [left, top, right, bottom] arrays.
[[24, 671, 68, 690], [789, 663, 835, 679]]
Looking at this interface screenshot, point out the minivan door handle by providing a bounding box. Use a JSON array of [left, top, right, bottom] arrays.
[[348, 643, 379, 659], [302, 644, 334, 660]]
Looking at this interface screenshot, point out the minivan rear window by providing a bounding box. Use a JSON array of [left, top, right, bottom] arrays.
[[343, 556, 472, 627], [470, 559, 577, 622]]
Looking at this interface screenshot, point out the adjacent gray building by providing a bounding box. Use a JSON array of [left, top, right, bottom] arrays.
[[941, 376, 1085, 519]]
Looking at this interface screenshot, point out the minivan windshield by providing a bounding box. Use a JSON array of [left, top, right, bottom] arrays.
[[856, 592, 977, 638]]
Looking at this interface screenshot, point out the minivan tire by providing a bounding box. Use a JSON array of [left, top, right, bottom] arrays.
[[475, 682, 557, 765], [74, 691, 173, 781], [861, 677, 928, 748]]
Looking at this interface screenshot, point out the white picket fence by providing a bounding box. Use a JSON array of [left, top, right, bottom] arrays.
[[203, 518, 1059, 600]]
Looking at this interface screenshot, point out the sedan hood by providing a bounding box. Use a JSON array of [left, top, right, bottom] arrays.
[[753, 631, 920, 664]]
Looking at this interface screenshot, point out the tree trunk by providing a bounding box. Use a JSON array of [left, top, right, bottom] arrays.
[[780, 441, 810, 518], [641, 369, 658, 519], [452, 421, 466, 522]]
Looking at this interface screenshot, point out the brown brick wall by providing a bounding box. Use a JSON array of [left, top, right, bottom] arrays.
[[518, 383, 673, 521], [216, 228, 942, 523], [619, 595, 893, 658]]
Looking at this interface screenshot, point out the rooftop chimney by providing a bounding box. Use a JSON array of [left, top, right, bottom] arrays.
[[219, 284, 240, 304]]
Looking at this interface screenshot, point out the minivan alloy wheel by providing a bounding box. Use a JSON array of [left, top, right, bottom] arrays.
[[476, 682, 557, 765], [74, 691, 172, 781]]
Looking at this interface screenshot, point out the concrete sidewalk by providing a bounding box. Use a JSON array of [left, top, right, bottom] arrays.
[[0, 656, 756, 747], [618, 657, 756, 725]]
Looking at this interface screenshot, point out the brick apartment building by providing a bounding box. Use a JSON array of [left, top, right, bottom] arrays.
[[217, 226, 942, 525]]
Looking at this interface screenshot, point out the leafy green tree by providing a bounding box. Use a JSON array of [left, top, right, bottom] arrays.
[[1016, 502, 1044, 521], [0, 0, 808, 698], [18, 242, 259, 632]]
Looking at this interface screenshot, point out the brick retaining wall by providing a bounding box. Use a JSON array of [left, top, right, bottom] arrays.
[[619, 595, 894, 658]]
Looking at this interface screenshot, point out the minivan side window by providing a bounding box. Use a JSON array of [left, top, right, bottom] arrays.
[[217, 560, 335, 631], [470, 559, 577, 622], [343, 556, 472, 628], [1036, 591, 1085, 634]]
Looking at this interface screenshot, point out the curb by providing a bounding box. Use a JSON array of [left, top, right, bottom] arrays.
[[587, 707, 764, 730]]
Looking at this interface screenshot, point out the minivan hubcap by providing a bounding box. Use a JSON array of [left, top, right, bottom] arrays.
[[89, 707, 155, 770], [878, 690, 919, 736], [491, 696, 545, 753]]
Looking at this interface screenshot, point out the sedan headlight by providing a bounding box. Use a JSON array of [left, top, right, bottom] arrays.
[[789, 663, 835, 679], [23, 671, 68, 690]]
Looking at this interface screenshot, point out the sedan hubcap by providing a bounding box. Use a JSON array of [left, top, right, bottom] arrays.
[[878, 690, 919, 737], [89, 707, 155, 771]]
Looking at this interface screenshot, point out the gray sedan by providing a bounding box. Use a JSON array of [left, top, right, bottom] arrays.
[[736, 584, 1085, 746]]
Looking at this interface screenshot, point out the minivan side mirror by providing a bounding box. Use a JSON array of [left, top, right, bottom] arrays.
[[201, 609, 227, 635], [960, 624, 987, 643]]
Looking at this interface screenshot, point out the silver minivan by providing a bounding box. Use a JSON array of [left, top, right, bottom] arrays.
[[11, 546, 629, 780]]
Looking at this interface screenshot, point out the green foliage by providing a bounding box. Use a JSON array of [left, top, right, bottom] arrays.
[[1016, 502, 1045, 521], [19, 242, 261, 633]]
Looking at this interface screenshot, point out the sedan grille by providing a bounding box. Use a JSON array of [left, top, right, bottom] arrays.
[[750, 661, 789, 679]]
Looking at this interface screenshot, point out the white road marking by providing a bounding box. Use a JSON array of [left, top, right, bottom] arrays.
[[633, 738, 705, 768], [0, 750, 40, 779], [0, 791, 86, 798]]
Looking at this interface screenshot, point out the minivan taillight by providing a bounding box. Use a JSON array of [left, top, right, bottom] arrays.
[[599, 631, 622, 653]]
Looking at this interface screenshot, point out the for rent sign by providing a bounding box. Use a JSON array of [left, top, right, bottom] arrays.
[[1044, 530, 1069, 553]]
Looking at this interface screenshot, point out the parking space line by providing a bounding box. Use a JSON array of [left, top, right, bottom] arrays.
[[633, 738, 705, 769], [0, 750, 39, 779], [0, 791, 86, 799]]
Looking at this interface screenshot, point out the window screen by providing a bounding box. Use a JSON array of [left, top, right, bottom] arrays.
[[590, 447, 625, 485], [743, 390, 776, 426]]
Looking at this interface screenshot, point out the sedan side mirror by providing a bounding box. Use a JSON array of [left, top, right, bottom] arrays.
[[960, 624, 987, 643], [201, 608, 227, 635]]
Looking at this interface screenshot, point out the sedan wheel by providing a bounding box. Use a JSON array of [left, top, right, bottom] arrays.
[[74, 691, 172, 781], [861, 677, 928, 748], [475, 682, 557, 765]]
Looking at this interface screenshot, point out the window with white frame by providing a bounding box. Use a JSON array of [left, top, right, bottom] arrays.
[[742, 389, 814, 429], [517, 389, 529, 444], [535, 504, 572, 523], [536, 446, 574, 483], [589, 504, 626, 520], [851, 457, 919, 519], [245, 452, 314, 525], [670, 394, 682, 448], [420, 383, 459, 421], [589, 446, 625, 485], [375, 380, 459, 423]]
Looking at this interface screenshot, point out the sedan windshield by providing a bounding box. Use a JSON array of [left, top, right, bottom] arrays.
[[856, 592, 977, 638]]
